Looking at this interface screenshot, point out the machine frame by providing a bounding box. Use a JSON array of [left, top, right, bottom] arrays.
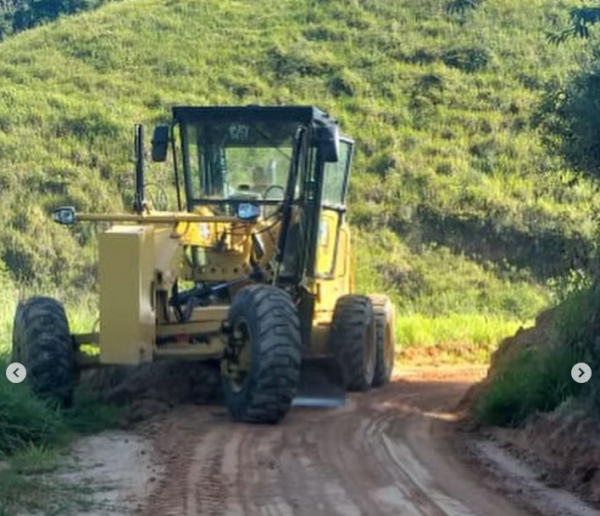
[[57, 106, 354, 367], [16, 105, 395, 423]]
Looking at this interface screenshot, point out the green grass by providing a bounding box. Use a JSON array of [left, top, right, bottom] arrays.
[[0, 315, 119, 516], [0, 452, 73, 516], [395, 314, 525, 362], [0, 272, 114, 516], [475, 343, 583, 426], [0, 0, 592, 360], [0, 364, 120, 516], [0, 351, 65, 516], [0, 279, 98, 357], [9, 443, 60, 475], [0, 350, 119, 453], [0, 4, 598, 507], [0, 0, 595, 329], [0, 0, 597, 474], [0, 465, 58, 516], [354, 228, 548, 359], [475, 285, 600, 427], [62, 387, 121, 434], [0, 359, 63, 456], [0, 445, 98, 516]]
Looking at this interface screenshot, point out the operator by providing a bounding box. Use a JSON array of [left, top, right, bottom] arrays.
[[252, 166, 270, 195]]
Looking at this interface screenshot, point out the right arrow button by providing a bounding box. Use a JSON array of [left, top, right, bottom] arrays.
[[572, 363, 592, 384]]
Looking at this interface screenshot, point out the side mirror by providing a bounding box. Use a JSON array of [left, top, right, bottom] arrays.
[[151, 125, 170, 162], [236, 203, 261, 221], [315, 123, 340, 163], [53, 206, 77, 226]]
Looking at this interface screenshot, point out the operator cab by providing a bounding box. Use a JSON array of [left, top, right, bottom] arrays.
[[151, 105, 354, 284]]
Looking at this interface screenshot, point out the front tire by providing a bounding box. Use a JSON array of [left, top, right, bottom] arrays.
[[330, 295, 376, 391], [12, 296, 75, 405], [370, 295, 396, 387], [222, 285, 302, 424]]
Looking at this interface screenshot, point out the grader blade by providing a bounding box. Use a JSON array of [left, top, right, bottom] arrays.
[[293, 357, 346, 408]]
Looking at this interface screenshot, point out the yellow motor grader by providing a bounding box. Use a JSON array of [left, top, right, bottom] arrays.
[[12, 105, 395, 423]]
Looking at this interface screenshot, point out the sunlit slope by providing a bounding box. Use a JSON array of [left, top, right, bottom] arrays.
[[0, 0, 592, 342]]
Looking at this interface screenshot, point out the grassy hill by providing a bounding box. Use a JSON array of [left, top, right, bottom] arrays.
[[0, 0, 596, 357]]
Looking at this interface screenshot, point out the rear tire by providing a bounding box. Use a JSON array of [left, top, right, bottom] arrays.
[[370, 295, 396, 387], [222, 285, 302, 423], [330, 295, 376, 392], [12, 297, 74, 405]]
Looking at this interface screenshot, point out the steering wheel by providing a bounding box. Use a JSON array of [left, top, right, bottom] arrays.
[[262, 185, 285, 218], [264, 185, 285, 201]]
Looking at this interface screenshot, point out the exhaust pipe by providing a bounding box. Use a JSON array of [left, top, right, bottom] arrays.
[[133, 124, 145, 214]]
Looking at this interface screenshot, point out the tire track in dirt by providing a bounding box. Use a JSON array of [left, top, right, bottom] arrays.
[[141, 408, 230, 516], [138, 368, 574, 516]]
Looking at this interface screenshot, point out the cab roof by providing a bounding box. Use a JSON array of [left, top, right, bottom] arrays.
[[171, 105, 337, 127]]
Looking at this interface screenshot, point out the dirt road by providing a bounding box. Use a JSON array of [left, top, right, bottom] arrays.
[[71, 367, 600, 516], [130, 367, 538, 516]]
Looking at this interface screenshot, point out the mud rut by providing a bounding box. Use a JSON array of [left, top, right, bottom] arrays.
[[136, 369, 534, 516]]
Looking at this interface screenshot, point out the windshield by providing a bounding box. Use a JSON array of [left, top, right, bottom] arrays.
[[181, 121, 300, 205]]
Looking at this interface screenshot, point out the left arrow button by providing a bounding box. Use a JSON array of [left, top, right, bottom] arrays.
[[6, 363, 27, 384]]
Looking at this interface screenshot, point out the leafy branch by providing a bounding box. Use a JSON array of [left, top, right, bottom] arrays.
[[549, 6, 600, 43]]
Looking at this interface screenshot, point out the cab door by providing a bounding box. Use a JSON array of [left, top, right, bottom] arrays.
[[314, 138, 354, 319]]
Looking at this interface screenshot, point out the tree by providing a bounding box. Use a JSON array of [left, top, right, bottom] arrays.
[[0, 0, 108, 40], [535, 4, 600, 175], [550, 6, 600, 43]]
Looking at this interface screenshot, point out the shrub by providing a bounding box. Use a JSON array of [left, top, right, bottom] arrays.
[[446, 0, 485, 15], [475, 284, 600, 427], [442, 46, 491, 73], [475, 343, 583, 426]]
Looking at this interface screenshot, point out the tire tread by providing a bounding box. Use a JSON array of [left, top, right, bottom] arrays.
[[224, 286, 302, 424], [12, 296, 74, 404], [330, 295, 375, 392]]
